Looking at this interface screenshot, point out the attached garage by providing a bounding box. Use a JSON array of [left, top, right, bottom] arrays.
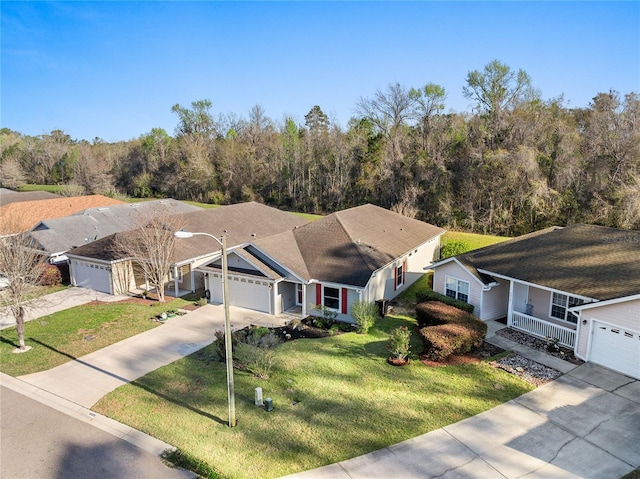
[[71, 259, 111, 294], [589, 321, 640, 380], [207, 272, 271, 313]]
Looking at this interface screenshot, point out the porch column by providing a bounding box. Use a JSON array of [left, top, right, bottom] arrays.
[[173, 265, 179, 293], [302, 284, 307, 317], [507, 281, 514, 327]]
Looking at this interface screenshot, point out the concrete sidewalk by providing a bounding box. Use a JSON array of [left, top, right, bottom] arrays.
[[281, 363, 640, 479], [18, 303, 290, 408], [0, 287, 127, 330]]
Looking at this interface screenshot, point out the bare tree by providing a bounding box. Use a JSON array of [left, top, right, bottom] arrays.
[[0, 227, 47, 352], [114, 211, 184, 302]]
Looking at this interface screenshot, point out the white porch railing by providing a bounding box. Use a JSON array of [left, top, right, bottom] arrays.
[[511, 311, 576, 349]]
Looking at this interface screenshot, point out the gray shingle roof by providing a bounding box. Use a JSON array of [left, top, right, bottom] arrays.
[[459, 224, 640, 301], [29, 199, 201, 255], [68, 202, 309, 264], [255, 204, 444, 286]]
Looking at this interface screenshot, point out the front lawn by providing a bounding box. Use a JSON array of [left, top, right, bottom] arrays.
[[94, 314, 533, 479], [442, 230, 510, 249], [0, 298, 191, 376]]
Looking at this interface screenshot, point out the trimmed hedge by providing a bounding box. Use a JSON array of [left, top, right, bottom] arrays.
[[416, 290, 474, 314], [416, 301, 487, 361]]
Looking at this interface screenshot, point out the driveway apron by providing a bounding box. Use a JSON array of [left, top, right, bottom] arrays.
[[18, 304, 289, 408]]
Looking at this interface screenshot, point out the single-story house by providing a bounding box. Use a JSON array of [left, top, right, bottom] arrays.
[[67, 202, 445, 322], [67, 202, 309, 297], [27, 199, 201, 264], [431, 224, 640, 379], [0, 193, 125, 233]]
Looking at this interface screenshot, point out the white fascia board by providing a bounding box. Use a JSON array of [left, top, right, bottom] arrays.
[[569, 293, 640, 312], [479, 269, 597, 302], [309, 278, 360, 291], [66, 254, 120, 266], [439, 258, 489, 287]]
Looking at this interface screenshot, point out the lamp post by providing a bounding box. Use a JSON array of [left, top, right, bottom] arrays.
[[174, 230, 236, 427]]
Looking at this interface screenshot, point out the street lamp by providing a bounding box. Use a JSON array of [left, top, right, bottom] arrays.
[[174, 230, 236, 427]]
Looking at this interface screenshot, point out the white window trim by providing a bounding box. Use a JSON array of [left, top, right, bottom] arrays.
[[323, 285, 341, 312], [550, 292, 583, 324], [396, 263, 405, 288], [445, 275, 470, 303]]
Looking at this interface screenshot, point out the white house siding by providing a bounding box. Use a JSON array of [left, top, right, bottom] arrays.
[[432, 261, 483, 318], [575, 298, 640, 360], [479, 282, 509, 321], [309, 283, 361, 323]]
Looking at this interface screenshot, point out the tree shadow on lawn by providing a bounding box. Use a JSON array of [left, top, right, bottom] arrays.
[[29, 338, 227, 425]]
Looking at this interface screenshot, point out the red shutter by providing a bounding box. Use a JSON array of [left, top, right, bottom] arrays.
[[316, 283, 322, 306], [341, 288, 348, 314]]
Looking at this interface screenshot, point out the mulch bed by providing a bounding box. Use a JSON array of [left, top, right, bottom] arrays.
[[495, 327, 584, 365]]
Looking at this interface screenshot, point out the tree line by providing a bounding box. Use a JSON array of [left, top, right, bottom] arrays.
[[1, 60, 638, 235]]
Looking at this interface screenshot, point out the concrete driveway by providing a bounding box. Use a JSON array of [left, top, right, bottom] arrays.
[[17, 303, 290, 408], [282, 363, 640, 479], [0, 287, 124, 330]]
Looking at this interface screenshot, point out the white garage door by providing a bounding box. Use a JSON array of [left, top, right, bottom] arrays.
[[73, 261, 111, 294], [589, 321, 640, 379], [208, 274, 271, 313]]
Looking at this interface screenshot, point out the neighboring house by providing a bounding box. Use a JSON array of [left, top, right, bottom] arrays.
[[431, 224, 640, 379], [67, 202, 445, 323], [0, 194, 125, 233], [67, 202, 309, 296], [27, 199, 201, 264], [0, 188, 61, 205]]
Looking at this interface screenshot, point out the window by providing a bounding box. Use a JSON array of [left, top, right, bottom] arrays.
[[550, 292, 585, 324], [323, 286, 340, 310], [445, 277, 470, 303], [396, 264, 404, 288]]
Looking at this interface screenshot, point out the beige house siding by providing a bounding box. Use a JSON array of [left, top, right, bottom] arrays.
[[111, 261, 136, 295], [575, 298, 640, 359], [479, 282, 509, 321], [432, 261, 482, 317]]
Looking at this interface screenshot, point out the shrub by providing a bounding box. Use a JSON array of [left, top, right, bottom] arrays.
[[235, 331, 280, 379], [196, 297, 208, 306], [415, 290, 474, 314], [387, 326, 412, 361], [350, 300, 379, 334], [440, 239, 471, 259], [312, 305, 338, 329], [417, 302, 487, 361], [38, 264, 62, 286]]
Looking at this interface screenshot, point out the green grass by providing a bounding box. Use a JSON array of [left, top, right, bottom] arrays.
[[17, 184, 63, 194], [0, 298, 191, 376], [94, 313, 533, 479], [442, 230, 510, 250]]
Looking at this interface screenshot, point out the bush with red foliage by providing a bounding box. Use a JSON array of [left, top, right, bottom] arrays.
[[38, 264, 62, 286], [416, 301, 487, 361]]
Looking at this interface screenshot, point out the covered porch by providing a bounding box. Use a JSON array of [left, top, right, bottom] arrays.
[[507, 281, 578, 349]]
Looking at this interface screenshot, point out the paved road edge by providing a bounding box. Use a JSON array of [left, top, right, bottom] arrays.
[[0, 372, 177, 457]]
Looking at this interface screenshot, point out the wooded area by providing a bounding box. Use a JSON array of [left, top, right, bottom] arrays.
[[1, 61, 638, 235]]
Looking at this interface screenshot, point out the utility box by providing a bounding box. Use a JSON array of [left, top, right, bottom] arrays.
[[264, 397, 274, 412], [255, 387, 264, 406]]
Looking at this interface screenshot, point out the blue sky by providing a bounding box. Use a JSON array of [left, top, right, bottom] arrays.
[[2, 1, 639, 142]]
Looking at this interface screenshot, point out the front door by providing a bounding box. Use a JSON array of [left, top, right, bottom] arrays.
[[297, 284, 303, 305]]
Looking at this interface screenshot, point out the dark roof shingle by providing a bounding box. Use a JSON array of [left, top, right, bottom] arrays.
[[459, 224, 640, 300]]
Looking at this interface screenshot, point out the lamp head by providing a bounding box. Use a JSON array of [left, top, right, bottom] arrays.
[[174, 230, 194, 239]]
